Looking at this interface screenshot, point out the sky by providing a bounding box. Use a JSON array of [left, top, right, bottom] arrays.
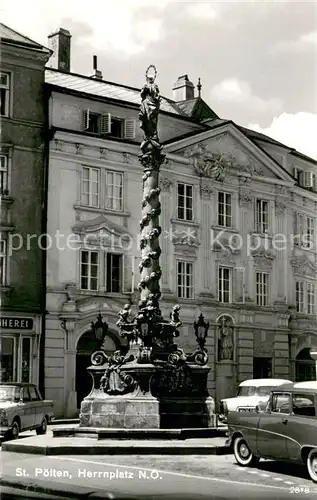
[[1, 0, 317, 159]]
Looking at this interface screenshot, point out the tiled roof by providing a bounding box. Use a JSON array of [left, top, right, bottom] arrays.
[[177, 97, 219, 122], [45, 69, 187, 116], [0, 23, 49, 51]]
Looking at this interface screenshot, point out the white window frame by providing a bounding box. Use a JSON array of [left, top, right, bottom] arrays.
[[177, 260, 194, 299], [304, 217, 315, 250], [256, 199, 269, 234], [80, 250, 99, 291], [0, 239, 7, 286], [295, 280, 304, 313], [105, 171, 123, 211], [0, 72, 10, 117], [81, 166, 100, 208], [0, 155, 8, 195], [256, 272, 269, 306], [217, 191, 232, 228], [20, 336, 33, 383], [218, 266, 232, 303], [307, 282, 316, 315], [105, 252, 123, 293], [177, 183, 193, 221]]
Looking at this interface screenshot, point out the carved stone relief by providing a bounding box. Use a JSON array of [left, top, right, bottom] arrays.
[[275, 198, 286, 215], [252, 247, 275, 268], [160, 177, 173, 191], [200, 183, 213, 198], [291, 256, 317, 277], [239, 190, 253, 207]]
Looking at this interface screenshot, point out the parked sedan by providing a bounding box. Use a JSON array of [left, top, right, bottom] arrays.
[[226, 381, 317, 482], [0, 383, 54, 440], [218, 378, 292, 422]]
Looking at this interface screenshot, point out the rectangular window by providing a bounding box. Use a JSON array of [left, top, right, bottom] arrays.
[[256, 272, 269, 306], [218, 267, 231, 303], [307, 283, 315, 315], [105, 171, 123, 211], [177, 183, 193, 221], [81, 167, 100, 207], [21, 337, 31, 383], [0, 337, 16, 382], [303, 217, 315, 249], [80, 250, 99, 291], [0, 240, 6, 286], [292, 393, 316, 417], [106, 253, 122, 293], [0, 72, 10, 117], [0, 155, 8, 194], [110, 118, 124, 138], [177, 261, 194, 299], [296, 281, 304, 313], [218, 192, 232, 227], [86, 112, 101, 134], [253, 357, 272, 379], [256, 199, 269, 233]]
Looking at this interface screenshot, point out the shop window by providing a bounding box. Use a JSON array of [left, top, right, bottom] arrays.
[[0, 337, 16, 382]]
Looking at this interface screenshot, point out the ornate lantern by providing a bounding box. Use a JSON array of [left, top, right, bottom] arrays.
[[194, 313, 209, 350], [91, 314, 108, 345]]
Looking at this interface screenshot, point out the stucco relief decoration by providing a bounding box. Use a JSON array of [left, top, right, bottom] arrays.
[[252, 247, 275, 267], [291, 256, 317, 277], [275, 198, 286, 215], [239, 190, 253, 207], [75, 143, 83, 155], [100, 148, 108, 158], [123, 152, 130, 163], [217, 316, 234, 361], [160, 177, 173, 191], [186, 143, 233, 181], [200, 183, 213, 198]]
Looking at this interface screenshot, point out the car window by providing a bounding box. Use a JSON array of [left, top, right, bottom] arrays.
[[237, 386, 256, 396], [257, 386, 273, 397], [29, 386, 39, 401], [22, 387, 31, 402], [292, 393, 316, 418], [35, 387, 42, 400], [271, 393, 291, 414]]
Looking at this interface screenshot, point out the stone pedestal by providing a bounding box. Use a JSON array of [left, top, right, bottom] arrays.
[[79, 362, 161, 429], [79, 361, 215, 429]]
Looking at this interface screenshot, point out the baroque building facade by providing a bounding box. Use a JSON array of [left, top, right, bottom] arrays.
[[0, 24, 51, 390], [44, 30, 317, 417]]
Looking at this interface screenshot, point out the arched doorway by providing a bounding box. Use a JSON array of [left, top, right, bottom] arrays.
[[296, 348, 315, 382], [76, 331, 118, 409]]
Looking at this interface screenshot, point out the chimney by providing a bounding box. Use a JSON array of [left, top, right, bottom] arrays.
[[89, 55, 103, 80], [48, 28, 71, 72], [172, 75, 195, 101]]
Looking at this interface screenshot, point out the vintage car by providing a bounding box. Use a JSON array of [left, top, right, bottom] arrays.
[[0, 382, 54, 440], [226, 381, 317, 482], [218, 378, 292, 421]]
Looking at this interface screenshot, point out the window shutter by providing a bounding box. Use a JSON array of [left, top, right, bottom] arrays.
[[304, 171, 313, 188], [292, 167, 298, 180], [121, 254, 132, 293], [100, 113, 111, 135], [83, 109, 90, 130], [233, 267, 245, 303], [124, 119, 136, 140]]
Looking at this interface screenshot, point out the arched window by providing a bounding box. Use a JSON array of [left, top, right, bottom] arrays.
[[217, 315, 234, 361]]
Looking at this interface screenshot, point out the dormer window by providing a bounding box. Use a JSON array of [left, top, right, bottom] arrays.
[[83, 110, 135, 140]]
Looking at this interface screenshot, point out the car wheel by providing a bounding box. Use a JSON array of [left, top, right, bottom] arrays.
[[36, 417, 48, 435], [307, 449, 317, 482], [10, 421, 20, 440], [233, 436, 260, 467]]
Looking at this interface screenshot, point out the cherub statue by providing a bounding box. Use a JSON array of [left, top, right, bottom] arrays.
[[170, 305, 182, 328], [116, 303, 133, 326]]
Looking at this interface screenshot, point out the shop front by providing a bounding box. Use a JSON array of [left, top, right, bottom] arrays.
[[0, 315, 41, 385]]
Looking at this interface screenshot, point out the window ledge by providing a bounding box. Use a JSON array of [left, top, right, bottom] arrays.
[[171, 219, 200, 227], [74, 204, 130, 217], [0, 194, 13, 204], [0, 285, 13, 299], [211, 226, 239, 233], [78, 290, 132, 298], [249, 232, 272, 238]]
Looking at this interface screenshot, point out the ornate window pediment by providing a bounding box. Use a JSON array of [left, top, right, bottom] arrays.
[[291, 256, 317, 278], [252, 247, 275, 267], [72, 215, 132, 249]]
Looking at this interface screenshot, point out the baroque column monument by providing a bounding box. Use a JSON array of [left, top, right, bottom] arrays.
[[78, 66, 215, 431]]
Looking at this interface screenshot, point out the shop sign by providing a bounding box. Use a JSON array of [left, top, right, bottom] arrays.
[[0, 317, 34, 330]]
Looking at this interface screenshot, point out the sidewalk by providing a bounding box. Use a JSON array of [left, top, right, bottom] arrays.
[[2, 433, 229, 455]]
